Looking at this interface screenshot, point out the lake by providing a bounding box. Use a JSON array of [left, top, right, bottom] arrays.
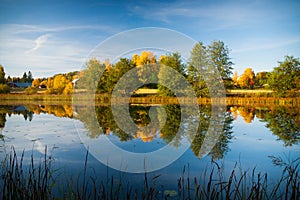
[[0, 103, 299, 198]]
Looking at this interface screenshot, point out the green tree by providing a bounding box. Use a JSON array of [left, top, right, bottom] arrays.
[[22, 72, 27, 83], [187, 42, 209, 97], [158, 53, 186, 97], [0, 84, 10, 94], [208, 40, 233, 88], [97, 58, 139, 94], [78, 59, 106, 93], [255, 71, 269, 88], [187, 40, 232, 97], [0, 65, 5, 84], [268, 56, 300, 97], [27, 71, 33, 82]]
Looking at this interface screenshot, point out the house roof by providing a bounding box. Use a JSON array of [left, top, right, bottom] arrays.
[[8, 82, 32, 88]]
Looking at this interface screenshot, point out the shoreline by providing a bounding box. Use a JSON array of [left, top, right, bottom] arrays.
[[0, 93, 300, 106]]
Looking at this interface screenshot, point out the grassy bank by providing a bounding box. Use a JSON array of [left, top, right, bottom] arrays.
[[1, 93, 300, 106], [1, 147, 299, 199]]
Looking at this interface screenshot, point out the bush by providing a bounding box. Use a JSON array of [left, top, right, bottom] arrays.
[[45, 88, 61, 94], [24, 86, 37, 94], [0, 84, 10, 94]]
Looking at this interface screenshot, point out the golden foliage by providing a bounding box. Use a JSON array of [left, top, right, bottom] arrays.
[[32, 78, 41, 88]]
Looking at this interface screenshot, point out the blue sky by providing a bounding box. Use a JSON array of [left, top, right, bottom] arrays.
[[0, 0, 299, 78]]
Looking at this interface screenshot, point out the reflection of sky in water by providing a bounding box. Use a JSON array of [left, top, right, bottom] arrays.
[[108, 134, 167, 153], [0, 110, 299, 189]]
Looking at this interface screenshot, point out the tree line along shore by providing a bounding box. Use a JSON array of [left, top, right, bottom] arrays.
[[1, 40, 299, 98]]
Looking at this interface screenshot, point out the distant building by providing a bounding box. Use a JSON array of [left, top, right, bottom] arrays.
[[7, 82, 32, 88], [72, 78, 79, 88]]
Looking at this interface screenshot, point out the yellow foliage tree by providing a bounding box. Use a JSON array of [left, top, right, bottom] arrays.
[[47, 77, 52, 88], [132, 51, 156, 66], [237, 68, 255, 89], [63, 82, 73, 95], [32, 78, 41, 88], [132, 51, 157, 84]]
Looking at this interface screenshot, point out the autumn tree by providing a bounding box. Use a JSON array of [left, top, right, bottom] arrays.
[[132, 51, 157, 84], [63, 82, 73, 95], [32, 78, 41, 88], [132, 51, 156, 66], [237, 68, 255, 89], [268, 56, 300, 97], [52, 74, 69, 93], [255, 72, 269, 88]]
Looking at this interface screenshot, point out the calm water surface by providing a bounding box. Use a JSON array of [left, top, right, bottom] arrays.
[[0, 104, 299, 192]]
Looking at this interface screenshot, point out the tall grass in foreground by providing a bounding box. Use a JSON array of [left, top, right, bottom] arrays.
[[1, 147, 299, 200]]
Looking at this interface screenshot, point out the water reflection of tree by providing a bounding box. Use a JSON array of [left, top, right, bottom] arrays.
[[261, 106, 300, 146], [159, 105, 181, 146], [77, 104, 234, 159], [230, 106, 255, 123], [230, 105, 300, 146], [96, 106, 133, 141], [0, 105, 34, 122], [190, 105, 234, 160], [0, 106, 9, 128]]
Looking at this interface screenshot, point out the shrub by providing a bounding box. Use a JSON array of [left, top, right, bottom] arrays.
[[24, 86, 37, 94], [45, 88, 61, 94], [0, 84, 10, 94]]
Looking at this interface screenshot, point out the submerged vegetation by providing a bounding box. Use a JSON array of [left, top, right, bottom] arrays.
[[1, 147, 299, 199]]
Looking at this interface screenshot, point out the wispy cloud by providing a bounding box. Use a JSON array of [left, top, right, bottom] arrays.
[[232, 36, 300, 53], [129, 0, 275, 31], [0, 23, 118, 34], [26, 34, 52, 54], [0, 24, 103, 77]]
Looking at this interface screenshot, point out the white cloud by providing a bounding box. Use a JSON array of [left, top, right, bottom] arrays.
[[129, 1, 271, 30], [0, 23, 118, 34], [0, 24, 106, 77], [26, 34, 52, 54]]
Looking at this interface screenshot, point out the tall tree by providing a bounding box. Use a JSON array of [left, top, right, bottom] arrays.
[[187, 42, 210, 97], [208, 40, 233, 88], [268, 55, 300, 97], [158, 53, 186, 97], [22, 72, 27, 83], [78, 59, 106, 93], [0, 65, 5, 84], [27, 71, 33, 82]]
